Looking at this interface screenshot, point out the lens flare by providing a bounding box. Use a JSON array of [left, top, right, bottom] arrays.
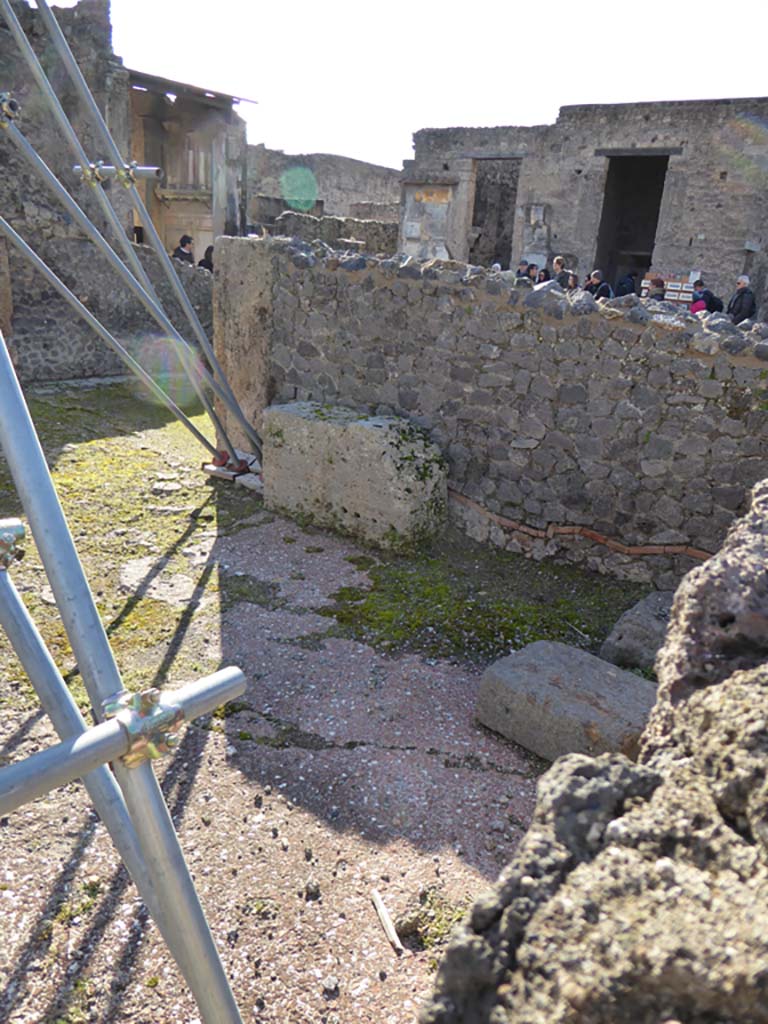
[[123, 334, 203, 411], [280, 166, 318, 213]]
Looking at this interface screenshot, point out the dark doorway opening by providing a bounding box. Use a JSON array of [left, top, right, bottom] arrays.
[[594, 155, 668, 290], [468, 158, 521, 270]]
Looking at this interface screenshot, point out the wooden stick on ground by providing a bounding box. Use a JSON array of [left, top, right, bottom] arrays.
[[371, 888, 404, 955]]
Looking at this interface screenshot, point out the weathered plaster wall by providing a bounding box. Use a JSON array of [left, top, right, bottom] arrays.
[[248, 144, 401, 219], [214, 237, 768, 586], [405, 99, 768, 308], [273, 211, 398, 255]]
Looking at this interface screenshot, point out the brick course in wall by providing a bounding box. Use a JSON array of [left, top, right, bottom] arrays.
[[215, 237, 768, 586]]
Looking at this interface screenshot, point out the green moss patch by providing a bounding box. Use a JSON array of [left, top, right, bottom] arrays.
[[320, 528, 648, 665]]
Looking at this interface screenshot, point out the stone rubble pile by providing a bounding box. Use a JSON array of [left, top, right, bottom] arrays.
[[419, 478, 768, 1024]]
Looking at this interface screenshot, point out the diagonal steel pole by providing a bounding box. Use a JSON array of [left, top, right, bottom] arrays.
[[32, 0, 263, 456], [0, 119, 243, 464], [0, 566, 162, 922], [0, 329, 243, 1024], [0, 216, 219, 459], [0, 0, 158, 300]]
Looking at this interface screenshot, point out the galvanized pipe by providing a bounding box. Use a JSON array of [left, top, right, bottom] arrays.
[[0, 568, 160, 918], [0, 667, 246, 816], [0, 216, 219, 459], [73, 163, 163, 181], [0, 328, 244, 1024], [1, 120, 242, 462], [0, 0, 157, 299], [32, 0, 262, 456]]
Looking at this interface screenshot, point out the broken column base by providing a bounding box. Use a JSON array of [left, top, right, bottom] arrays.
[[262, 402, 447, 550]]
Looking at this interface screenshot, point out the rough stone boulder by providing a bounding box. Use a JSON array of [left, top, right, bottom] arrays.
[[420, 479, 768, 1024], [599, 590, 675, 671], [476, 641, 656, 761], [262, 402, 447, 550]]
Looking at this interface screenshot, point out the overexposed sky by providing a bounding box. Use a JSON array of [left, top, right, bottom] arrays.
[[37, 0, 768, 169]]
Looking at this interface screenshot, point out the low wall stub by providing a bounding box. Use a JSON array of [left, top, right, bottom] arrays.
[[262, 402, 447, 550]]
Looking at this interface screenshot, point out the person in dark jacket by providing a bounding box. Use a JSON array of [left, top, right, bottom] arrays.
[[172, 234, 194, 264], [615, 271, 637, 297], [552, 255, 570, 288], [198, 245, 214, 272], [586, 269, 613, 299], [726, 275, 757, 324]]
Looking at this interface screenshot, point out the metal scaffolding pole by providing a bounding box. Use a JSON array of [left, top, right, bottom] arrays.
[[0, 328, 244, 1023], [0, 665, 245, 816], [32, 0, 263, 456], [0, 561, 161, 922], [0, 217, 219, 460], [0, 118, 242, 464]]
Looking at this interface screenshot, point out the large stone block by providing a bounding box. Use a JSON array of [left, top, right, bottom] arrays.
[[476, 640, 656, 761], [262, 402, 447, 549]]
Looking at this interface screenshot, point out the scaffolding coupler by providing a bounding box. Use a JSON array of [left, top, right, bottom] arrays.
[[0, 91, 21, 127], [103, 687, 184, 768], [0, 519, 25, 568]]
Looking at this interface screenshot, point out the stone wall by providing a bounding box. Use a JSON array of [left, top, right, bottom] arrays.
[[0, 0, 133, 249], [404, 98, 768, 310], [215, 236, 768, 587], [9, 238, 213, 381], [248, 143, 401, 219], [348, 201, 400, 224], [272, 211, 398, 255]]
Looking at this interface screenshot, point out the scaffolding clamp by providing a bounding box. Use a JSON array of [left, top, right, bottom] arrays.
[[103, 687, 184, 767], [0, 92, 21, 129], [0, 519, 25, 569], [116, 160, 138, 188]]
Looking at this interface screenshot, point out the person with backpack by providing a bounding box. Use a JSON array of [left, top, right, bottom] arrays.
[[726, 275, 758, 324], [586, 269, 613, 300], [692, 279, 724, 314]]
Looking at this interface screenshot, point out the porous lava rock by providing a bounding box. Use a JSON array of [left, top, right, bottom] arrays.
[[420, 479, 768, 1024]]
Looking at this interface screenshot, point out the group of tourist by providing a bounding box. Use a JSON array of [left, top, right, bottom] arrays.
[[171, 233, 215, 273], [506, 256, 759, 324]]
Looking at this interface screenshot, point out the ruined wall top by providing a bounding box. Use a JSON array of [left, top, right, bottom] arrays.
[[248, 144, 402, 219], [412, 95, 768, 159]]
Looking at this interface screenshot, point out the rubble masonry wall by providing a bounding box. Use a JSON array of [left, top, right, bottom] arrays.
[[215, 236, 768, 586]]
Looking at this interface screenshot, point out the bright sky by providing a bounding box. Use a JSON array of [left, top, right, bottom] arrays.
[[45, 0, 768, 169]]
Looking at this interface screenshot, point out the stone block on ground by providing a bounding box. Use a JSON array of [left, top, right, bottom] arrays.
[[599, 590, 675, 671], [476, 640, 656, 761], [262, 402, 447, 550]]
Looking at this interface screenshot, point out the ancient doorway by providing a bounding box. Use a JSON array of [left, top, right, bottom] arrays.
[[468, 158, 521, 269], [594, 155, 668, 289]]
